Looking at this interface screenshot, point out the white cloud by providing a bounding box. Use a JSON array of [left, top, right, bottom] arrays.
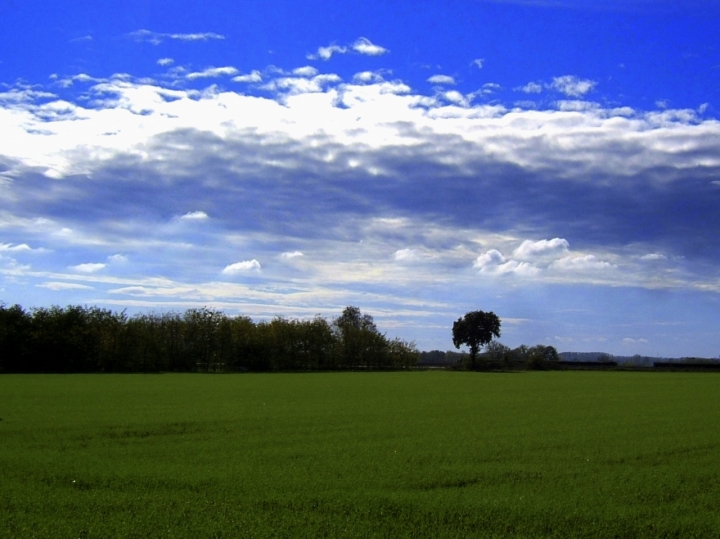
[[281, 251, 304, 259], [352, 37, 388, 56], [2, 73, 718, 186], [157, 58, 174, 66], [427, 75, 456, 85], [36, 282, 94, 291], [513, 238, 569, 261], [180, 211, 209, 220], [443, 90, 468, 105], [474, 249, 540, 276], [472, 59, 484, 69], [186, 67, 239, 80], [394, 248, 421, 262], [309, 44, 347, 60], [127, 30, 225, 45], [232, 70, 263, 83], [480, 83, 501, 95], [551, 75, 596, 97], [293, 66, 319, 77], [0, 243, 33, 252], [517, 81, 543, 94], [353, 71, 384, 84], [262, 73, 342, 95], [550, 254, 614, 272], [108, 254, 128, 263], [70, 263, 106, 273], [309, 38, 387, 60], [641, 253, 667, 261], [222, 260, 261, 274]]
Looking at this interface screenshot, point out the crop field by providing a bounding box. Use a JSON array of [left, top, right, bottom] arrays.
[[1, 372, 719, 538]]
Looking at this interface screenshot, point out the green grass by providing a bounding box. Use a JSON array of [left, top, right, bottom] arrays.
[[1, 371, 719, 538]]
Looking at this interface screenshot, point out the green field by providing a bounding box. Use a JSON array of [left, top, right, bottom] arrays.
[[1, 372, 719, 538]]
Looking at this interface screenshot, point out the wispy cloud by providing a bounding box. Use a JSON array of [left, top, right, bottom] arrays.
[[515, 76, 595, 97], [232, 70, 263, 83], [37, 281, 94, 291], [70, 263, 106, 273], [186, 67, 238, 80], [127, 29, 225, 45], [180, 211, 209, 221]]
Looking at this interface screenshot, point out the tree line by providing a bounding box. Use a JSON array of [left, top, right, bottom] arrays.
[[420, 342, 560, 370], [0, 304, 419, 373]]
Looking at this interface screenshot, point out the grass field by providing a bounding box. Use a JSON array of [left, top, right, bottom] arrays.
[[1, 371, 719, 538]]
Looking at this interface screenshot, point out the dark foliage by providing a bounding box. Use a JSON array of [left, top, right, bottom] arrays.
[[452, 310, 501, 369], [0, 304, 418, 373]]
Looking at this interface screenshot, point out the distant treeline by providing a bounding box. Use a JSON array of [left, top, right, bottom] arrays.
[[420, 342, 561, 370], [0, 304, 419, 373]]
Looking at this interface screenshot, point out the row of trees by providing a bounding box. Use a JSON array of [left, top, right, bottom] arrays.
[[0, 304, 419, 373]]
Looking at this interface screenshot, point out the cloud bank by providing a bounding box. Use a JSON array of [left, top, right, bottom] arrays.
[[1, 57, 719, 355]]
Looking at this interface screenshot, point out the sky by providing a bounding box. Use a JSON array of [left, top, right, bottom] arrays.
[[1, 0, 720, 357]]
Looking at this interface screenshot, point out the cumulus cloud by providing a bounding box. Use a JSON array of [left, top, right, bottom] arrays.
[[108, 254, 128, 263], [293, 66, 319, 77], [186, 67, 239, 80], [513, 238, 570, 261], [352, 37, 388, 56], [472, 59, 484, 69], [427, 74, 456, 85], [222, 260, 261, 274], [308, 38, 388, 60], [70, 263, 106, 273], [157, 58, 174, 66], [517, 81, 543, 94], [353, 71, 385, 84], [280, 251, 304, 259], [474, 249, 541, 276], [551, 75, 596, 97], [473, 239, 616, 278]]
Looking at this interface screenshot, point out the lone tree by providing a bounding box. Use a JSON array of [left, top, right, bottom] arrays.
[[452, 310, 501, 369]]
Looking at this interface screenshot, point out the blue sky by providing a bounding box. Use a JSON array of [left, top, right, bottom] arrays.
[[1, 0, 720, 357]]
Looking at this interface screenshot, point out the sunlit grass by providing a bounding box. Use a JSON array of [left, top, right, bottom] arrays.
[[1, 372, 719, 538]]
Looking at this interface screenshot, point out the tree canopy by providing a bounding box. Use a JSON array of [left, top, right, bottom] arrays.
[[0, 303, 418, 373], [452, 310, 501, 368]]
